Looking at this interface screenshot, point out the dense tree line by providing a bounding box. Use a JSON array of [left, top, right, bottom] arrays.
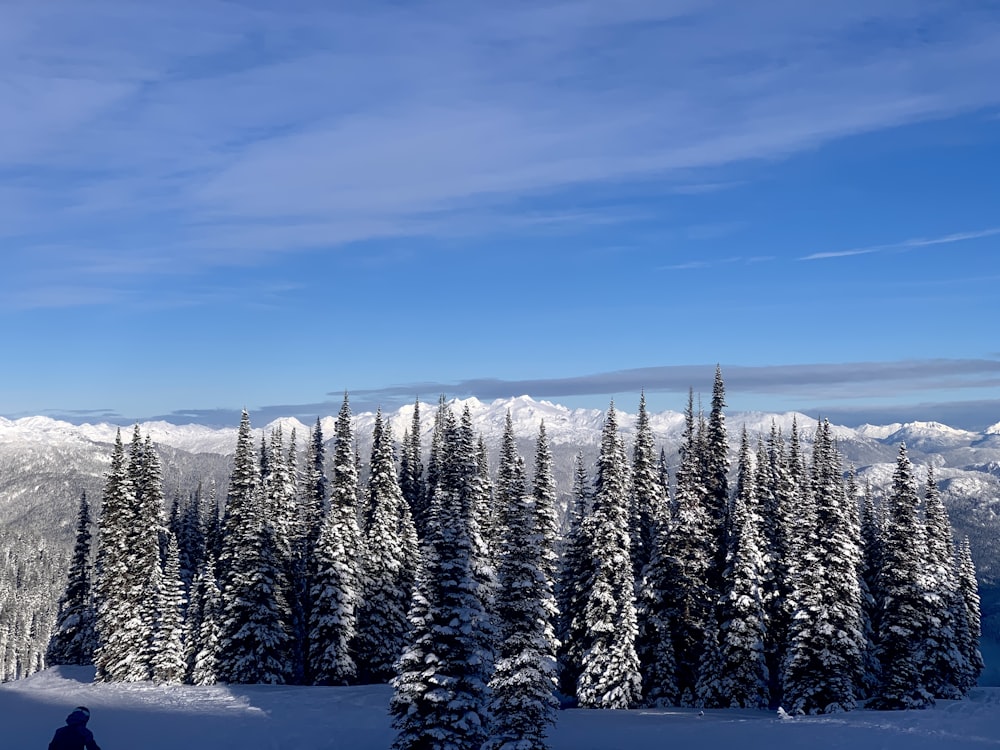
[[0, 528, 67, 682], [46, 372, 984, 748]]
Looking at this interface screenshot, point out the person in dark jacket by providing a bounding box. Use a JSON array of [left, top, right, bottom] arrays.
[[49, 706, 101, 750]]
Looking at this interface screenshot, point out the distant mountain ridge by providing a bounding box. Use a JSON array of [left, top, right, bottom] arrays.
[[5, 397, 998, 455]]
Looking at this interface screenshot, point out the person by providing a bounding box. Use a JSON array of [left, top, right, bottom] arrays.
[[49, 706, 101, 750]]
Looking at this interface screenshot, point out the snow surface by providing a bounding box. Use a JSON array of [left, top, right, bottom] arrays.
[[8, 667, 1000, 750]]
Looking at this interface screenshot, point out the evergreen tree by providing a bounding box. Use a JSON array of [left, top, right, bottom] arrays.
[[715, 429, 769, 708], [262, 426, 300, 681], [476, 435, 499, 565], [458, 406, 498, 668], [174, 487, 206, 592], [220, 522, 292, 684], [531, 422, 560, 658], [782, 419, 864, 714], [423, 395, 450, 509], [390, 404, 491, 750], [666, 390, 713, 704], [47, 491, 96, 666], [293, 417, 327, 681], [94, 430, 155, 682], [758, 424, 792, 706], [870, 444, 933, 709], [134, 432, 168, 677], [303, 417, 328, 559], [399, 398, 427, 537], [495, 412, 521, 560], [556, 452, 593, 697], [217, 411, 291, 684], [955, 537, 984, 692], [631, 392, 665, 582], [486, 422, 559, 750], [188, 560, 222, 685], [308, 393, 363, 685], [355, 409, 418, 683], [858, 480, 884, 698], [576, 403, 642, 709], [152, 532, 186, 683], [200, 482, 222, 565], [694, 613, 726, 708], [703, 366, 730, 592], [635, 481, 679, 707], [218, 411, 261, 583], [307, 509, 359, 684], [920, 467, 966, 699], [264, 426, 298, 577]]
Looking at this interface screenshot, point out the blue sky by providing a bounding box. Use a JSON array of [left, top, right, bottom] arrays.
[[2, 1, 1000, 429]]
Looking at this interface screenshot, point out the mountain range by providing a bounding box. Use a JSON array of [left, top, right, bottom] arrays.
[[3, 395, 999, 632]]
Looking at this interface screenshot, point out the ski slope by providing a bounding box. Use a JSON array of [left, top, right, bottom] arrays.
[[7, 667, 1000, 750]]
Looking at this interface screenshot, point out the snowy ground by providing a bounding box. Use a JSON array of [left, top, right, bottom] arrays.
[[8, 667, 1000, 750]]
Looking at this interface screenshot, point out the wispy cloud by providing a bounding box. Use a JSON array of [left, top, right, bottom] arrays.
[[3, 1, 1000, 302], [658, 256, 768, 271], [801, 227, 1000, 260]]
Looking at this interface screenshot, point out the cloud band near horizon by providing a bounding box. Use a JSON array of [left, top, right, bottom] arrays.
[[26, 357, 992, 430]]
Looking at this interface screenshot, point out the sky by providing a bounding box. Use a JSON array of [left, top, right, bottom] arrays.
[[2, 0, 1000, 429]]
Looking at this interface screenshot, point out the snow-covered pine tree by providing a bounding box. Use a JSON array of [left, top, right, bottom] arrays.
[[133, 431, 168, 679], [870, 443, 934, 710], [302, 417, 328, 560], [475, 435, 499, 565], [576, 402, 642, 709], [703, 366, 730, 594], [221, 522, 291, 684], [93, 430, 151, 682], [290, 417, 327, 680], [218, 411, 260, 583], [390, 403, 492, 750], [262, 426, 302, 681], [216, 411, 291, 684], [152, 531, 186, 683], [782, 419, 864, 714], [857, 479, 884, 698], [485, 422, 559, 750], [354, 409, 418, 684], [188, 560, 222, 685], [399, 398, 427, 538], [694, 612, 726, 708], [171, 487, 206, 593], [531, 422, 560, 659], [920, 467, 966, 699], [666, 390, 713, 704], [199, 481, 222, 565], [635, 461, 679, 707], [423, 395, 449, 512], [758, 424, 791, 706], [495, 412, 521, 560], [264, 426, 298, 578], [459, 405, 498, 669], [47, 491, 97, 666], [308, 394, 363, 685], [631, 391, 665, 583], [955, 537, 984, 693], [556, 451, 594, 698], [714, 428, 769, 708]]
